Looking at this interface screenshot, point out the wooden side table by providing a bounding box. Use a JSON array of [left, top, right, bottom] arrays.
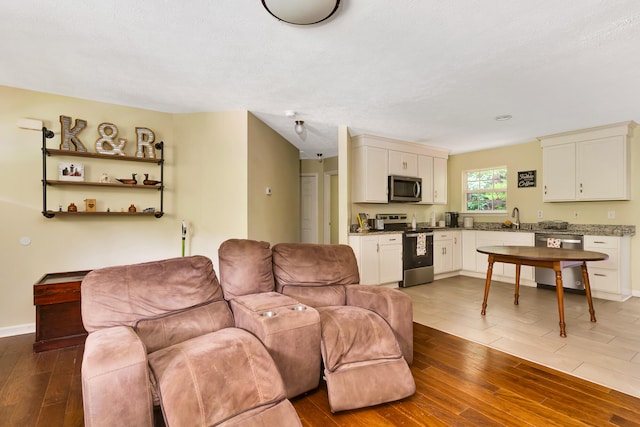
[[33, 270, 91, 352]]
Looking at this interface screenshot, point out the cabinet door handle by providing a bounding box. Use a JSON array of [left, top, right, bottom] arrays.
[[580, 183, 583, 193], [594, 273, 607, 277], [454, 237, 457, 244], [544, 185, 547, 195], [593, 241, 606, 244]]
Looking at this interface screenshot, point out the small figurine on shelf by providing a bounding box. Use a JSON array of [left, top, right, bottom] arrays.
[[116, 173, 137, 185], [142, 173, 161, 186], [100, 173, 110, 183], [128, 204, 137, 213], [67, 203, 77, 212]]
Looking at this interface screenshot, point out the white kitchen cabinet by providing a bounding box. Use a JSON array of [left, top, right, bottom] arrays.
[[351, 134, 449, 205], [542, 143, 575, 201], [378, 234, 403, 284], [351, 145, 388, 203], [584, 235, 631, 301], [461, 230, 477, 272], [349, 233, 402, 285], [474, 231, 534, 282], [417, 155, 434, 204], [433, 231, 461, 275], [388, 150, 418, 177], [540, 122, 633, 202], [433, 157, 447, 204]]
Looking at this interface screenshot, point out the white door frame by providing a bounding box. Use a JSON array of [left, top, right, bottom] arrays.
[[323, 170, 338, 244], [300, 173, 318, 243]]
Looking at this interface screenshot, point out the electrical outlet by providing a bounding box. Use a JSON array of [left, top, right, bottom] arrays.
[[608, 210, 615, 219], [573, 211, 579, 218], [537, 210, 543, 219]]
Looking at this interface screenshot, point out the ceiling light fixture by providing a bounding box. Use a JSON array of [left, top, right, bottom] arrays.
[[261, 0, 340, 25], [294, 120, 305, 135], [495, 115, 513, 121]]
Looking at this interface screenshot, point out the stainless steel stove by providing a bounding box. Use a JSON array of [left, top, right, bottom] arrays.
[[375, 214, 434, 287]]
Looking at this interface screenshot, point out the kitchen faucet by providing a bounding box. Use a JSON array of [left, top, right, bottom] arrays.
[[511, 207, 520, 229]]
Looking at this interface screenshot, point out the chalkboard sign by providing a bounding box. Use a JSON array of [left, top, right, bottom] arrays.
[[518, 170, 536, 188]]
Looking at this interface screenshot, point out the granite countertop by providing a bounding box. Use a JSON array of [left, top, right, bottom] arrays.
[[350, 222, 635, 237]]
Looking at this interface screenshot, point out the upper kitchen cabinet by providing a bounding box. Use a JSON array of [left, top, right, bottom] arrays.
[[539, 121, 636, 202], [352, 145, 388, 203], [388, 150, 418, 177], [351, 134, 449, 204], [433, 157, 447, 204]]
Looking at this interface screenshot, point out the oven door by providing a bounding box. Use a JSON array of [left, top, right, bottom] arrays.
[[403, 232, 434, 268], [401, 232, 434, 287]]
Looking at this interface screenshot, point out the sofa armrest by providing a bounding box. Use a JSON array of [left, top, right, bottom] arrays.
[[82, 326, 154, 427], [345, 285, 413, 364]]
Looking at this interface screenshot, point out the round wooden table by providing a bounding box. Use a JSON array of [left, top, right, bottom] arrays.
[[476, 246, 608, 337]]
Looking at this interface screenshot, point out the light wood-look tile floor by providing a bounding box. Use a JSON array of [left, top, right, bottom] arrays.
[[400, 275, 640, 399]]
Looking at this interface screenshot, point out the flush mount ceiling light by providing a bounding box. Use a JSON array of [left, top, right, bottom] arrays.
[[262, 0, 340, 25], [294, 120, 305, 135], [495, 115, 513, 121]]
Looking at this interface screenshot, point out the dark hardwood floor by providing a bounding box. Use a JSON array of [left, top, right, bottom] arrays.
[[2, 323, 640, 426]]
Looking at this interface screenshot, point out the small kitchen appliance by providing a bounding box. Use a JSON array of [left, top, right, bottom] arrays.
[[444, 212, 459, 227]]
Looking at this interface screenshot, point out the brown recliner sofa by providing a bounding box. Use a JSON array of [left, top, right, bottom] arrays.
[[218, 239, 415, 413], [80, 255, 301, 427], [218, 239, 322, 399]]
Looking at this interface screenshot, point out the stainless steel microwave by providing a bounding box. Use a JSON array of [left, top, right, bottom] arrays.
[[388, 175, 422, 202]]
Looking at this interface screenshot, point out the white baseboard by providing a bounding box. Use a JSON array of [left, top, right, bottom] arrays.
[[0, 323, 35, 338]]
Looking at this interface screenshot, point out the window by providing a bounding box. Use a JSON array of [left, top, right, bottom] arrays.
[[463, 166, 507, 213]]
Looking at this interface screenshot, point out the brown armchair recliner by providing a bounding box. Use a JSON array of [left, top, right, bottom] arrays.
[[271, 243, 415, 412], [80, 255, 301, 427]]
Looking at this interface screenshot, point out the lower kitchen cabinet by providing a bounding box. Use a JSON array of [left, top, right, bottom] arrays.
[[464, 231, 535, 283], [584, 235, 631, 301], [433, 231, 461, 276], [349, 233, 403, 285]]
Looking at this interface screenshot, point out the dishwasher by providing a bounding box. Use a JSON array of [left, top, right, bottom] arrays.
[[535, 233, 585, 291]]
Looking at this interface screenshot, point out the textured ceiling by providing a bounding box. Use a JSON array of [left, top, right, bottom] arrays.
[[2, 1, 640, 159]]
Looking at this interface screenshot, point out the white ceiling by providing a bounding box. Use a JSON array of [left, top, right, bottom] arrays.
[[2, 1, 640, 159]]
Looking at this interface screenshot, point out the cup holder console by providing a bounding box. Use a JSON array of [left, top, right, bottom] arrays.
[[260, 311, 276, 317], [291, 305, 307, 311]]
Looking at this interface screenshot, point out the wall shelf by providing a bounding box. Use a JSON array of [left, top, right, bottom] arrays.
[[43, 210, 163, 218], [43, 180, 162, 190], [41, 128, 165, 218], [44, 148, 162, 164]]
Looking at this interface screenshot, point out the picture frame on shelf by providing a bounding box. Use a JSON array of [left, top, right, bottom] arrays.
[[58, 162, 84, 181]]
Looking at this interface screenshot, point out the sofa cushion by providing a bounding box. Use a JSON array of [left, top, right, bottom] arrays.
[[272, 243, 360, 288], [219, 239, 275, 300], [82, 255, 222, 332], [148, 328, 289, 426], [279, 284, 346, 307], [135, 300, 234, 353]]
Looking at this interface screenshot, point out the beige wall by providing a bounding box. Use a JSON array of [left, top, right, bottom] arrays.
[[448, 137, 640, 292], [173, 111, 249, 263], [0, 86, 301, 331], [1, 86, 177, 330], [248, 112, 300, 244]]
